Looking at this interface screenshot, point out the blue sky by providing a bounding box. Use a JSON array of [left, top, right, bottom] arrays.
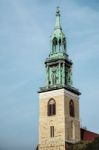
[[0, 0, 99, 150]]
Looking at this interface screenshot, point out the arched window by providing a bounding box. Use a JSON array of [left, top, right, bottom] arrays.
[[69, 100, 75, 117], [48, 99, 56, 116], [52, 37, 57, 53], [59, 39, 61, 45], [63, 37, 66, 50], [53, 37, 57, 46], [59, 39, 61, 51]]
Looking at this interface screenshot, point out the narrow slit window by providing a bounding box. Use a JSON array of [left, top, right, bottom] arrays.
[[69, 99, 75, 117], [50, 126, 54, 137]]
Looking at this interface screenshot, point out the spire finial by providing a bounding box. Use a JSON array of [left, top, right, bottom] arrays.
[[55, 6, 61, 29], [56, 6, 60, 15]]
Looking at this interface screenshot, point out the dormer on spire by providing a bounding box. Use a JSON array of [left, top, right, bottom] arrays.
[[50, 7, 67, 56]]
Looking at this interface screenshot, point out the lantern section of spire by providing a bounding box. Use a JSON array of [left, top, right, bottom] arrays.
[[50, 7, 67, 57]]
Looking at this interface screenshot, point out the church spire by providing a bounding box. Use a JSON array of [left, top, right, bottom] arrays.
[[50, 7, 67, 56], [39, 7, 80, 96]]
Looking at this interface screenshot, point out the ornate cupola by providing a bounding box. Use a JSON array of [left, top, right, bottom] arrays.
[[40, 7, 80, 96]]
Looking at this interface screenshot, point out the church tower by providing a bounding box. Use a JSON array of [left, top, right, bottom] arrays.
[[38, 8, 81, 150]]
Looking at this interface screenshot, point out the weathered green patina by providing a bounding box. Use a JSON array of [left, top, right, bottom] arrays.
[[50, 7, 66, 55], [39, 7, 80, 95], [46, 8, 72, 87]]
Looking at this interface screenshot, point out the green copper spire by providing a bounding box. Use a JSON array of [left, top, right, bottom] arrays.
[[39, 7, 80, 96], [50, 7, 67, 56], [44, 7, 73, 88]]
